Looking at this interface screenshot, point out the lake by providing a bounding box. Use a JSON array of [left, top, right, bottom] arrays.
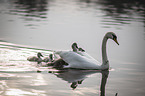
[[0, 0, 145, 96]]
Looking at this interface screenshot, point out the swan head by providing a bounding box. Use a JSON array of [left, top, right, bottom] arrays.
[[72, 42, 78, 51], [106, 32, 119, 45], [37, 52, 43, 58], [49, 54, 54, 61], [72, 43, 78, 48]]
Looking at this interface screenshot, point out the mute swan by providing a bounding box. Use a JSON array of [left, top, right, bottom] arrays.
[[27, 52, 43, 64], [54, 32, 119, 70]]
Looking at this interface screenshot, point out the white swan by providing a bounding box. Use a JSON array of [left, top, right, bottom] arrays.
[[55, 32, 119, 70], [27, 52, 43, 64]]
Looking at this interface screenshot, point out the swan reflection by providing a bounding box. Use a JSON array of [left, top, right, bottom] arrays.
[[48, 69, 109, 96]]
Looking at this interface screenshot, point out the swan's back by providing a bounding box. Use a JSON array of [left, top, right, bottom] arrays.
[[55, 51, 101, 69]]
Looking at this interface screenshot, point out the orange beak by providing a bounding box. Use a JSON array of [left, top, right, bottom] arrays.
[[113, 38, 119, 45]]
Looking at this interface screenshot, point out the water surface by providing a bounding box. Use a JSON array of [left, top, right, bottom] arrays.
[[0, 0, 145, 96]]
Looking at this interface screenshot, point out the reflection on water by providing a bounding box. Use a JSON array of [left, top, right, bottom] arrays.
[[0, 0, 50, 27], [79, 0, 145, 27], [0, 69, 110, 96], [49, 69, 109, 96], [100, 71, 109, 96], [0, 72, 48, 96], [10, 0, 49, 19], [1, 0, 145, 28]]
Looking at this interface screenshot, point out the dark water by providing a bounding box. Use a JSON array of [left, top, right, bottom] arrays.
[[0, 0, 145, 96]]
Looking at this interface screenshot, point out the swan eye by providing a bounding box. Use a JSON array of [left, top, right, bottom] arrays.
[[112, 34, 117, 39]]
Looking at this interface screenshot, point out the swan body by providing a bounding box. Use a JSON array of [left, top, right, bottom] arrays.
[[55, 51, 101, 69], [27, 52, 43, 64], [55, 32, 119, 70]]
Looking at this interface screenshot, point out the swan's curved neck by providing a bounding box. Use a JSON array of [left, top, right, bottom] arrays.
[[102, 36, 108, 64]]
